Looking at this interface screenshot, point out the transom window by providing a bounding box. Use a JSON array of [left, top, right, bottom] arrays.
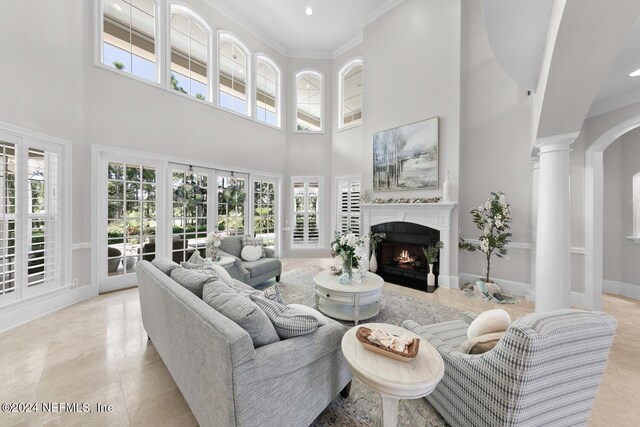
[[295, 71, 323, 132], [255, 56, 280, 127], [339, 59, 363, 128], [219, 34, 249, 115], [101, 0, 157, 82], [169, 7, 210, 100]]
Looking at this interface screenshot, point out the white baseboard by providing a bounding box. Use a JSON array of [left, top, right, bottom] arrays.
[[604, 280, 640, 300], [0, 284, 97, 333]]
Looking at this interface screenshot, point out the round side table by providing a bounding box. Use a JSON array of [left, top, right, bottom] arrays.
[[341, 323, 445, 427]]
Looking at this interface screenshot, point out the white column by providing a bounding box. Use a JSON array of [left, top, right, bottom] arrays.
[[528, 157, 540, 301], [534, 132, 578, 312]]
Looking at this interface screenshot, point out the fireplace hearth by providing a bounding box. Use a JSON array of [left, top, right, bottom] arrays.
[[371, 222, 440, 292]]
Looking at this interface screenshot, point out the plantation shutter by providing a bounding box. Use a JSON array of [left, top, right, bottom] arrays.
[[0, 136, 64, 303], [336, 177, 361, 236], [292, 178, 321, 247]]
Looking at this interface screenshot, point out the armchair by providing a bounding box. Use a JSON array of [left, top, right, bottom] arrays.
[[402, 309, 617, 427], [217, 236, 282, 287]]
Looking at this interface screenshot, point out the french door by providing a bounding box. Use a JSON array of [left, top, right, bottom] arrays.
[[251, 175, 279, 252], [99, 155, 165, 293]]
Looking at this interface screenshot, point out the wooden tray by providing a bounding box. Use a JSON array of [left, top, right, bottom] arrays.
[[356, 327, 420, 362]]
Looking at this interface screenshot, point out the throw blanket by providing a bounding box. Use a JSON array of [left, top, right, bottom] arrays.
[[461, 280, 521, 304]]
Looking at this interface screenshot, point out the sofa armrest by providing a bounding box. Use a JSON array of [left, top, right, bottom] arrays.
[[217, 250, 251, 283], [235, 321, 346, 383], [402, 319, 483, 362], [265, 247, 276, 258]]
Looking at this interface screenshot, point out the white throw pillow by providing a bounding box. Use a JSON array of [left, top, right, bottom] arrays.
[[211, 264, 235, 287], [467, 309, 511, 340], [287, 304, 329, 326], [241, 245, 262, 262]]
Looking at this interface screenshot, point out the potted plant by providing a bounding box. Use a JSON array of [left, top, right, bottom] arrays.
[[330, 232, 365, 283], [459, 191, 512, 284], [421, 241, 443, 292], [107, 246, 122, 273], [368, 232, 386, 272]]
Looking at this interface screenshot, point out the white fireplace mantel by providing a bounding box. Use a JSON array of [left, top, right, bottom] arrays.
[[361, 203, 456, 288]]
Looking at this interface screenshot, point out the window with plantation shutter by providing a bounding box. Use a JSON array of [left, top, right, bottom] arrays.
[[336, 177, 361, 236], [0, 132, 66, 305], [292, 177, 321, 247]]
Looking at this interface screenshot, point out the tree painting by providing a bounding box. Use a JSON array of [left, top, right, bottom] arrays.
[[373, 117, 439, 190]]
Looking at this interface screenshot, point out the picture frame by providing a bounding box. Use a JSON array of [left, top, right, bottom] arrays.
[[372, 117, 439, 191]]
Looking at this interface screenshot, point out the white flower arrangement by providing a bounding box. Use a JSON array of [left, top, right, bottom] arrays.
[[460, 191, 512, 283], [330, 231, 365, 270], [206, 232, 225, 258]]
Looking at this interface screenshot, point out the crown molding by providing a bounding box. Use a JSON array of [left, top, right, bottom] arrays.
[[332, 34, 364, 59], [203, 0, 288, 56], [204, 0, 404, 60], [362, 0, 405, 27], [588, 86, 640, 118]]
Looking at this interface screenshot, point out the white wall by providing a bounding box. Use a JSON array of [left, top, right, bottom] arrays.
[[459, 0, 534, 285], [362, 0, 461, 278], [603, 130, 640, 288]]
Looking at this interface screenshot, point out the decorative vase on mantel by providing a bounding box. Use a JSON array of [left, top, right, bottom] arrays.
[[427, 264, 436, 293], [369, 249, 378, 273], [442, 170, 452, 203]]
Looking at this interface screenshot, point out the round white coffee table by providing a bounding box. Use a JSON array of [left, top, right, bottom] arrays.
[[341, 323, 445, 427], [210, 256, 235, 268], [313, 270, 384, 325]]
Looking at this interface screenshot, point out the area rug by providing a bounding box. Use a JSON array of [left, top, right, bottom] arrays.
[[268, 266, 462, 427]]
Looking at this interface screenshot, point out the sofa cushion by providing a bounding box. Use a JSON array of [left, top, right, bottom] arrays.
[[170, 267, 217, 299], [151, 258, 180, 276], [242, 258, 281, 278], [248, 294, 319, 339], [460, 331, 505, 354], [187, 251, 206, 264], [219, 236, 243, 258], [241, 236, 266, 257], [241, 245, 262, 262], [202, 281, 280, 348], [467, 309, 511, 339]]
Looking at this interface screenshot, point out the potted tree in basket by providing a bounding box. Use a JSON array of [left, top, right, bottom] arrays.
[[459, 191, 512, 285], [422, 241, 443, 293]]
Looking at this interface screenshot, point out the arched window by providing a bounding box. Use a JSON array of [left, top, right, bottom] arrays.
[[634, 172, 640, 237], [295, 70, 323, 132], [101, 0, 157, 82], [219, 33, 250, 116], [169, 6, 210, 100], [338, 59, 363, 128], [255, 55, 281, 127]]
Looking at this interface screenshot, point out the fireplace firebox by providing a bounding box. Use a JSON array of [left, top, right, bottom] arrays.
[[371, 222, 440, 292]]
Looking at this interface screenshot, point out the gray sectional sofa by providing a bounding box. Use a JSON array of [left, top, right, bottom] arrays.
[[218, 236, 282, 286], [137, 259, 352, 427]]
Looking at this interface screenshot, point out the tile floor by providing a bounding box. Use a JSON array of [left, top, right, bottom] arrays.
[[0, 258, 637, 426]]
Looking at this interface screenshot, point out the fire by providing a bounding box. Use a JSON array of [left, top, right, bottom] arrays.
[[397, 249, 414, 264]]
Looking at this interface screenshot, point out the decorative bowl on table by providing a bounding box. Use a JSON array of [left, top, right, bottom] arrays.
[[356, 327, 420, 362]]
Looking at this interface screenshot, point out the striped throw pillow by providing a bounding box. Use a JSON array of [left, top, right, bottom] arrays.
[[248, 294, 319, 339]]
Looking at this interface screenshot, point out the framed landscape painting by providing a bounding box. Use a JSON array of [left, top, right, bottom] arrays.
[[373, 117, 439, 191]]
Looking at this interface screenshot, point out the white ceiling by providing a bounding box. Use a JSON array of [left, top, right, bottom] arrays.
[[590, 16, 640, 115], [205, 0, 404, 58]]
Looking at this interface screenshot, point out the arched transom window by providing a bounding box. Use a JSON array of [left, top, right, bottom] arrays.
[[102, 0, 157, 82], [255, 56, 280, 127], [219, 34, 249, 115], [295, 71, 323, 132], [169, 6, 210, 100], [339, 59, 363, 128]]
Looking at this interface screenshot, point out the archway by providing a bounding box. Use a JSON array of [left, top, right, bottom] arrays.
[[585, 115, 640, 310]]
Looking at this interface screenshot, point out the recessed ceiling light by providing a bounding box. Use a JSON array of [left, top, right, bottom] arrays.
[[305, 7, 313, 16], [630, 68, 640, 77], [112, 3, 122, 12]]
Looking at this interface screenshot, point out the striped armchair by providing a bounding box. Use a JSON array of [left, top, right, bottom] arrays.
[[402, 309, 617, 427]]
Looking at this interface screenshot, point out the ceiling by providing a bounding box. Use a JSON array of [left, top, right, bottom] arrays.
[[205, 0, 404, 57], [590, 16, 640, 115]]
